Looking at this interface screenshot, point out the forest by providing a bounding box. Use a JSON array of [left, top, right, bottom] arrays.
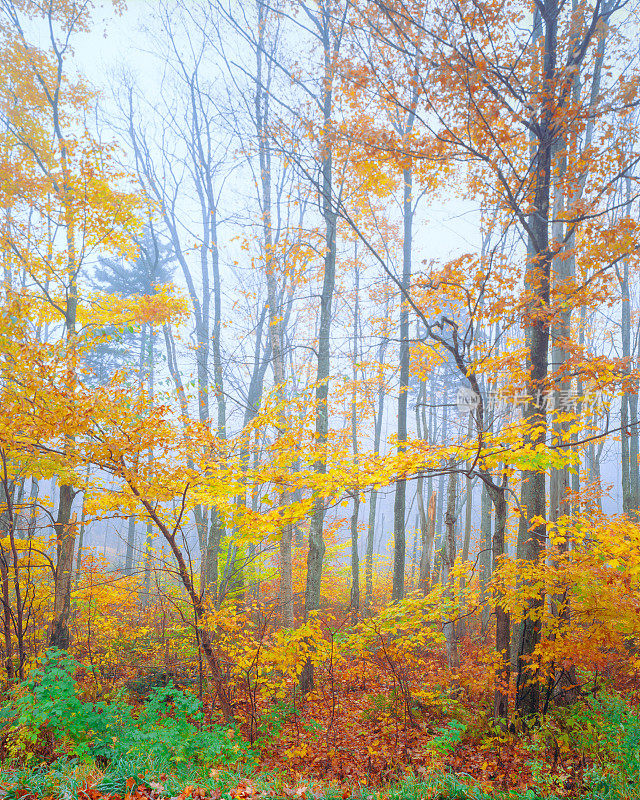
[[1, 0, 640, 797]]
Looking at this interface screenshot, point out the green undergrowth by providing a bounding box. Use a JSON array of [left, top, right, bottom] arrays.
[[385, 773, 640, 800], [0, 651, 639, 799], [0, 757, 262, 800], [0, 649, 255, 768], [1, 760, 640, 800]]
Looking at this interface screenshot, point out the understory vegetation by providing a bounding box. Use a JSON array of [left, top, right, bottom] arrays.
[[1, 560, 640, 800]]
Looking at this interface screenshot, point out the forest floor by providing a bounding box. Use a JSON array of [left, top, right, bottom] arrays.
[[0, 646, 636, 800], [0, 676, 633, 800]]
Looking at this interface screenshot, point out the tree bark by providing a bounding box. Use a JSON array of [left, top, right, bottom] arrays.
[[350, 258, 361, 623], [489, 488, 510, 725], [50, 487, 76, 649], [419, 490, 436, 595], [480, 483, 492, 626], [301, 1, 343, 699], [442, 463, 460, 673], [74, 472, 89, 588], [515, 0, 556, 717], [435, 396, 448, 579], [365, 294, 389, 610], [392, 165, 413, 602], [254, 0, 295, 626], [621, 189, 638, 514]]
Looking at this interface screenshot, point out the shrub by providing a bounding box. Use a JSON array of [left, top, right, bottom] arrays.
[[0, 648, 255, 771]]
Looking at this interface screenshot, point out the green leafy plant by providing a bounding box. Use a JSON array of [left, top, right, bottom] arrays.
[[426, 719, 467, 755], [1, 649, 256, 771], [1, 648, 120, 763], [115, 682, 255, 767], [572, 694, 640, 798]]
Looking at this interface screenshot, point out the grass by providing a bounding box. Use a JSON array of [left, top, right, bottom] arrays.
[[2, 759, 640, 800]]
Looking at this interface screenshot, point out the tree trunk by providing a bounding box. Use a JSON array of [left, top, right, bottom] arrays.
[[621, 202, 638, 514], [392, 165, 413, 602], [162, 323, 212, 589], [279, 524, 294, 627], [125, 515, 136, 576], [489, 487, 510, 725], [142, 517, 154, 607], [416, 477, 428, 575], [206, 507, 224, 602], [75, 479, 88, 588], [365, 296, 389, 610], [480, 483, 492, 627], [0, 489, 15, 681], [416, 371, 434, 593], [588, 436, 604, 513], [50, 487, 76, 649], [206, 201, 227, 594], [515, 0, 556, 717], [366, 490, 378, 609], [301, 2, 341, 694], [420, 490, 436, 595], [0, 550, 14, 682], [254, 0, 294, 627], [126, 323, 150, 578], [463, 414, 474, 564], [457, 416, 475, 637], [27, 478, 39, 539], [435, 397, 448, 566], [48, 68, 79, 652], [350, 258, 361, 623], [350, 495, 360, 623], [442, 463, 460, 674]]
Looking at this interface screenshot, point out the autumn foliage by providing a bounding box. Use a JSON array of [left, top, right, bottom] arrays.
[[1, 0, 640, 798]]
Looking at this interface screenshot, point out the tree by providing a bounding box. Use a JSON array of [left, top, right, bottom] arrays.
[[0, 0, 141, 650], [93, 223, 174, 576], [341, 0, 640, 717], [123, 7, 232, 594]]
